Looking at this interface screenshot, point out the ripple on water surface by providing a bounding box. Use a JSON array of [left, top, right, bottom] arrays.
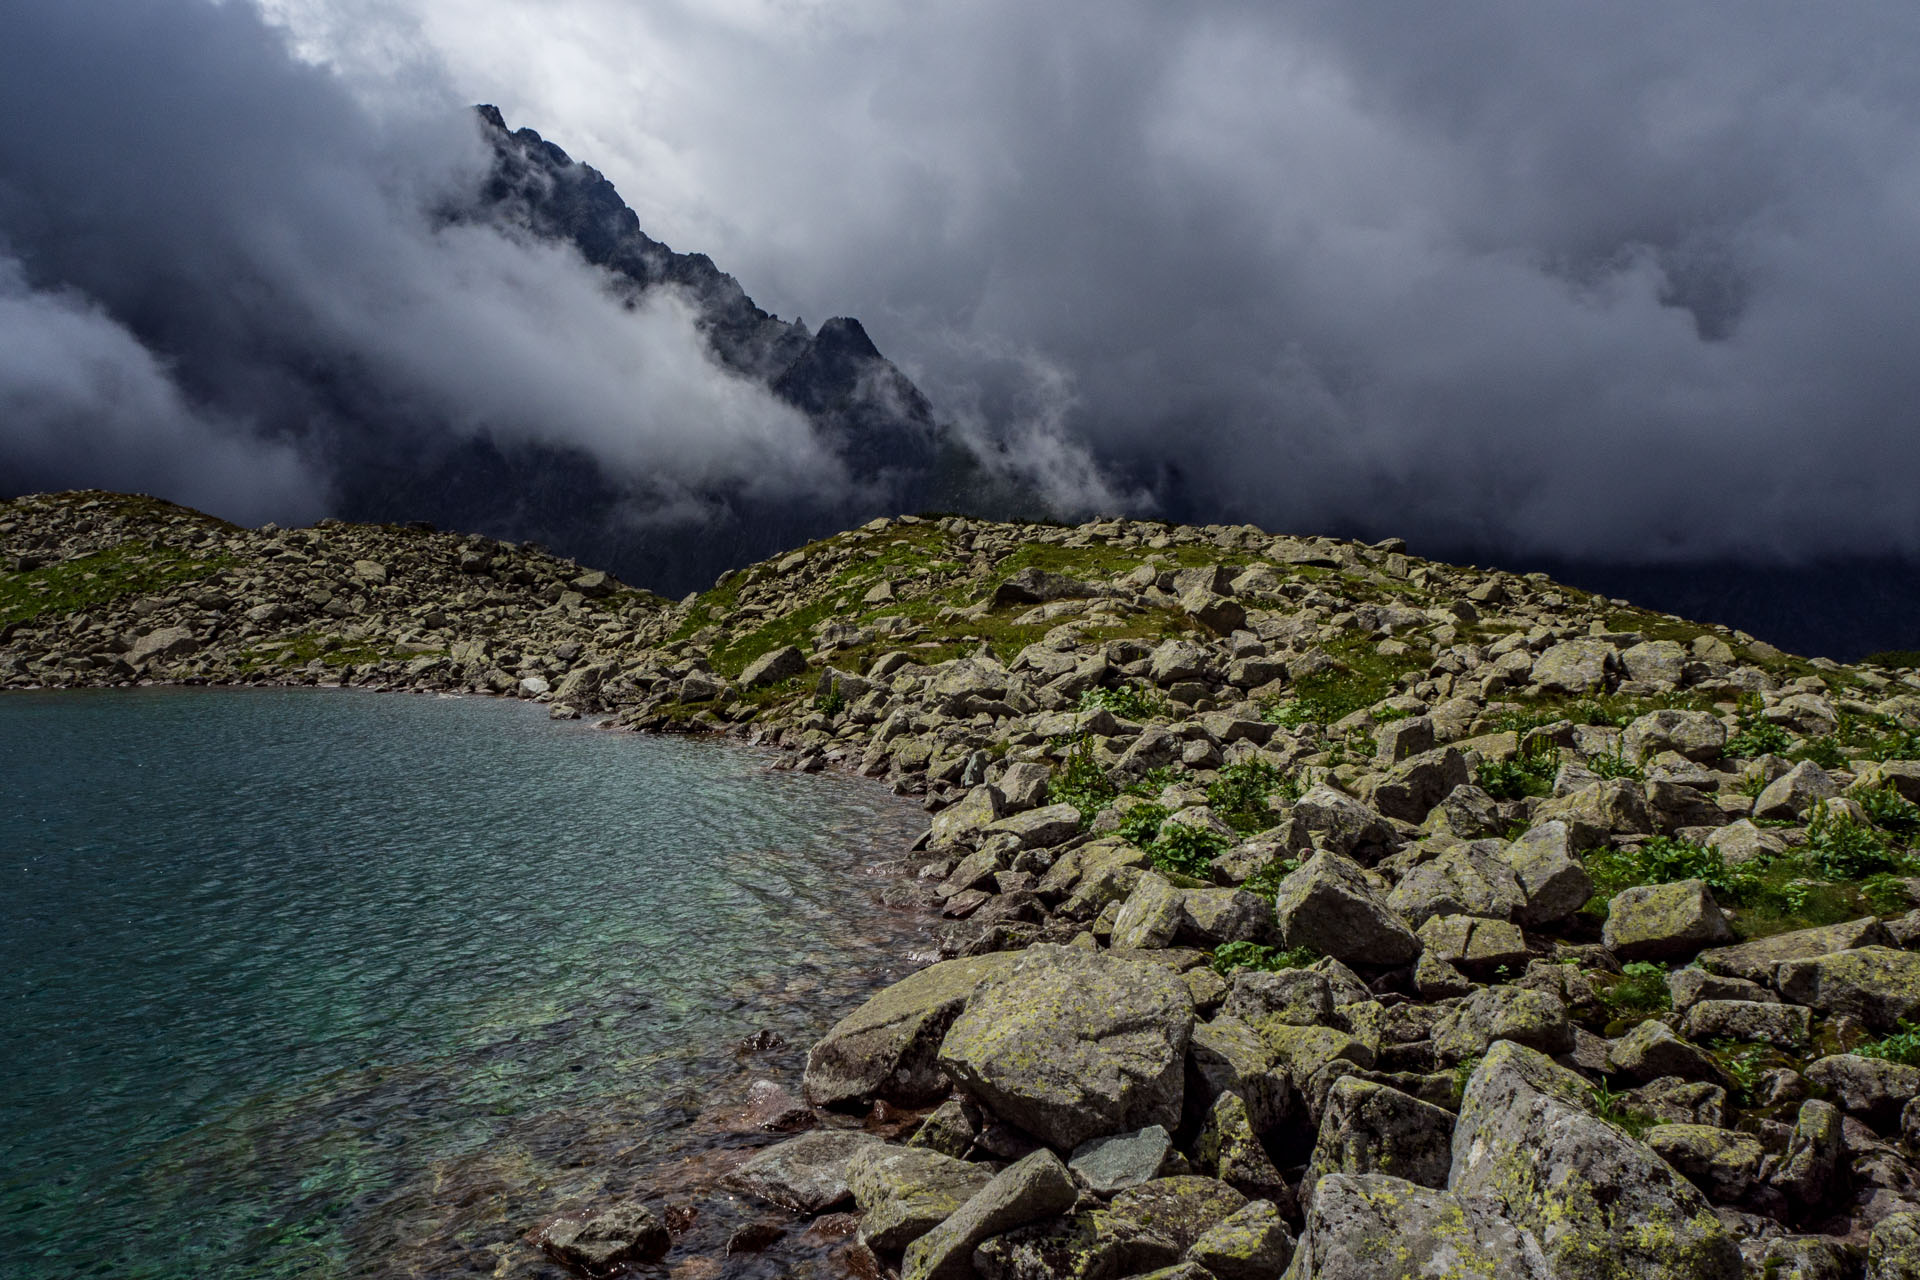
[[0, 687, 931, 1279]]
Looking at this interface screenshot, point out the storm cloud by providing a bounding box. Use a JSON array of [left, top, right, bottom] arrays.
[[263, 0, 1920, 563], [9, 1, 1920, 567], [0, 0, 835, 526]]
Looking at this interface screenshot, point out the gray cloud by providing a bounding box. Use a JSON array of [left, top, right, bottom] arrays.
[[305, 0, 1920, 562], [0, 0, 834, 526]]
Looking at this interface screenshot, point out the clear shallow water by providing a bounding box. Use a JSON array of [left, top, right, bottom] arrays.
[[0, 688, 929, 1279]]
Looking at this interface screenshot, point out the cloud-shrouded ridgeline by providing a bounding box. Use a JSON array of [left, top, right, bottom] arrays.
[[0, 0, 862, 539], [11, 1, 1920, 641]]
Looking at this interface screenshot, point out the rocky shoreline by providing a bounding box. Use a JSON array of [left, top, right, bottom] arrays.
[[9, 489, 1920, 1279]]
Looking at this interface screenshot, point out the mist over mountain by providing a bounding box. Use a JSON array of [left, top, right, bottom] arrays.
[[7, 0, 1920, 655]]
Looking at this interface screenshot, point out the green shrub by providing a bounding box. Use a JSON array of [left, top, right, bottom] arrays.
[[1860, 786, 1920, 839], [1080, 682, 1165, 721], [1587, 837, 1761, 903], [1117, 802, 1171, 848], [1476, 737, 1559, 800], [1792, 736, 1849, 771], [1586, 737, 1645, 781], [1805, 803, 1902, 880], [1858, 1021, 1920, 1066], [1587, 1081, 1655, 1137], [1146, 821, 1234, 878], [1240, 856, 1300, 898], [1208, 941, 1320, 976], [812, 687, 846, 717], [1725, 716, 1792, 759], [1206, 760, 1295, 833], [1863, 872, 1916, 915], [1048, 734, 1116, 821]]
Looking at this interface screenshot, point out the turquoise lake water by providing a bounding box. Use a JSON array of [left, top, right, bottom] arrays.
[[0, 688, 929, 1279]]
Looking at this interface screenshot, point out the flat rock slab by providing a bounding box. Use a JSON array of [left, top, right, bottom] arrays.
[[846, 1143, 994, 1251], [1697, 918, 1889, 984], [1776, 946, 1920, 1032], [722, 1130, 881, 1214], [937, 944, 1194, 1151], [903, 1149, 1079, 1280], [1289, 1172, 1550, 1280], [804, 951, 1019, 1107], [1069, 1125, 1173, 1193]]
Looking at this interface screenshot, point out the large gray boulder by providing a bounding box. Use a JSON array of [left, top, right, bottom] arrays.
[[1386, 840, 1526, 926], [902, 1149, 1079, 1280], [128, 625, 198, 666], [739, 644, 808, 688], [846, 1143, 995, 1251], [1450, 1041, 1742, 1280], [1285, 1173, 1552, 1280], [1623, 710, 1727, 763], [975, 1177, 1247, 1280], [1753, 760, 1840, 821], [1274, 851, 1420, 967], [1776, 947, 1920, 1031], [1602, 879, 1733, 961], [1302, 1077, 1454, 1207], [1432, 986, 1573, 1062], [937, 944, 1194, 1150], [1186, 1199, 1295, 1280], [1357, 747, 1471, 825], [1503, 821, 1596, 925], [1697, 918, 1890, 983], [1290, 785, 1396, 859], [804, 952, 1020, 1107], [1532, 639, 1617, 694], [1188, 1014, 1290, 1137]]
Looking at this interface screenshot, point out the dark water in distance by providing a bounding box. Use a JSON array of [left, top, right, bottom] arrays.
[[0, 688, 929, 1279]]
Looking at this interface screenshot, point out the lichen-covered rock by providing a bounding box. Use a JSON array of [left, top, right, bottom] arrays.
[[1602, 879, 1733, 961], [1357, 747, 1471, 825], [937, 944, 1194, 1150], [1803, 1054, 1920, 1128], [1178, 887, 1278, 949], [1185, 1199, 1294, 1280], [846, 1142, 995, 1251], [1194, 1091, 1292, 1207], [1387, 841, 1526, 926], [1416, 913, 1530, 972], [1450, 1041, 1742, 1280], [1223, 968, 1335, 1028], [1533, 639, 1618, 694], [1696, 917, 1891, 983], [1770, 1099, 1845, 1211], [1502, 820, 1596, 925], [722, 1130, 882, 1213], [1301, 1077, 1453, 1207], [1870, 1212, 1920, 1280], [1274, 851, 1420, 967], [1753, 760, 1840, 821], [1290, 785, 1396, 860], [1535, 780, 1653, 849], [1776, 947, 1920, 1032], [930, 783, 1006, 848], [739, 643, 808, 688], [1432, 986, 1573, 1063], [902, 1149, 1079, 1280], [1644, 1124, 1764, 1203], [1068, 1125, 1172, 1194], [537, 1201, 671, 1275], [1606, 1018, 1719, 1083], [1188, 1014, 1291, 1137], [1681, 998, 1810, 1049], [1285, 1172, 1551, 1280], [976, 1176, 1247, 1280], [1111, 872, 1188, 950], [804, 951, 1019, 1107], [1623, 710, 1727, 763]]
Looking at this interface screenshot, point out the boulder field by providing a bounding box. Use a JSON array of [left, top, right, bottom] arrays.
[[10, 490, 1920, 1278]]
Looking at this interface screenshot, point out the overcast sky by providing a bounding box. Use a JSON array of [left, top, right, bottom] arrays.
[[8, 0, 1920, 562]]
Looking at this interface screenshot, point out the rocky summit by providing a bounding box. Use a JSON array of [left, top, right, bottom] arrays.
[[10, 488, 1920, 1279]]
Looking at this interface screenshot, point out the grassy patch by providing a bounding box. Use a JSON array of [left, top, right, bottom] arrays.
[[0, 542, 234, 626], [1591, 961, 1671, 1023]]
